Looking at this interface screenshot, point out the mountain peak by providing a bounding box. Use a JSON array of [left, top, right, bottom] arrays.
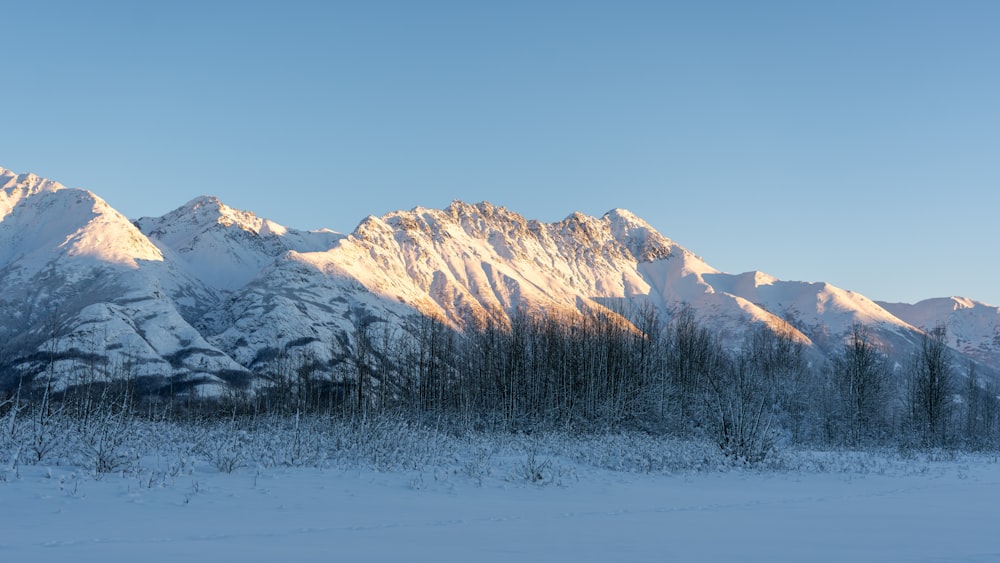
[[183, 195, 259, 229], [2, 169, 144, 266], [445, 200, 524, 224], [604, 207, 646, 225], [563, 210, 594, 224], [141, 195, 274, 239], [603, 208, 674, 263], [950, 296, 977, 310], [134, 194, 342, 291], [0, 173, 163, 272], [2, 167, 67, 213], [185, 194, 224, 209]]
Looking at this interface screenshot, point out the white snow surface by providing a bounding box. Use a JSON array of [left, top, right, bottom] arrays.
[[2, 448, 999, 562]]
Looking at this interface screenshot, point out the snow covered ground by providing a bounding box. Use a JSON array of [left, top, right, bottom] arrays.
[[3, 445, 999, 562]]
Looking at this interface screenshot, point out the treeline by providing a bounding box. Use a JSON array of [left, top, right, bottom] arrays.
[[253, 307, 1000, 461], [3, 307, 1000, 463]]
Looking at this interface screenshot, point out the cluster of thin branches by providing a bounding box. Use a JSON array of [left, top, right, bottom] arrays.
[[3, 307, 999, 467]]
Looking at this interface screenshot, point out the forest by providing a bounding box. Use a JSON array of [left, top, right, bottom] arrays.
[[3, 306, 997, 476]]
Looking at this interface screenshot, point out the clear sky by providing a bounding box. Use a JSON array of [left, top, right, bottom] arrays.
[[3, 1, 998, 305]]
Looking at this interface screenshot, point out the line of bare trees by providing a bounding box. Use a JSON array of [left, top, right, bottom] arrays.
[[4, 305, 999, 462], [240, 306, 1000, 460]]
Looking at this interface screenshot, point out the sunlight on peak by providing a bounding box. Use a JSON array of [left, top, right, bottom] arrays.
[[752, 271, 778, 286]]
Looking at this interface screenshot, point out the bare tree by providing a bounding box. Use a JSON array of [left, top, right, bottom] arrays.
[[702, 350, 777, 464], [908, 326, 955, 447], [962, 361, 1000, 449], [350, 310, 376, 421], [832, 324, 889, 445], [664, 307, 721, 432]]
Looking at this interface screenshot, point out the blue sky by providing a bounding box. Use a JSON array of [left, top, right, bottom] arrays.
[[3, 1, 999, 305]]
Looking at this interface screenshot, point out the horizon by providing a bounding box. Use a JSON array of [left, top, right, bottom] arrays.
[[2, 1, 998, 306]]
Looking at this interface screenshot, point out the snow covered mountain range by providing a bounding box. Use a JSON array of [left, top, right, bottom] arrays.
[[1, 166, 998, 393]]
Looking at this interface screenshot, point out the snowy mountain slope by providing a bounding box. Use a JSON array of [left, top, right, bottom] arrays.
[[322, 202, 662, 327], [879, 297, 1000, 368], [133, 197, 377, 374], [314, 202, 808, 346], [0, 167, 162, 278], [1, 165, 997, 391], [230, 200, 931, 368], [135, 196, 342, 292], [696, 273, 923, 353], [0, 168, 248, 391], [206, 251, 424, 372]]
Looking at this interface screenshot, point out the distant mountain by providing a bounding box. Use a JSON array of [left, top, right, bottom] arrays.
[[0, 166, 994, 393], [878, 298, 1000, 369]]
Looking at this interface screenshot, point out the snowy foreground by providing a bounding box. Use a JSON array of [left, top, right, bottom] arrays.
[[3, 441, 999, 563]]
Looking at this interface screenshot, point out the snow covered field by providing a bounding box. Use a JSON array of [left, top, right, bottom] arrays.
[[3, 441, 999, 562]]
